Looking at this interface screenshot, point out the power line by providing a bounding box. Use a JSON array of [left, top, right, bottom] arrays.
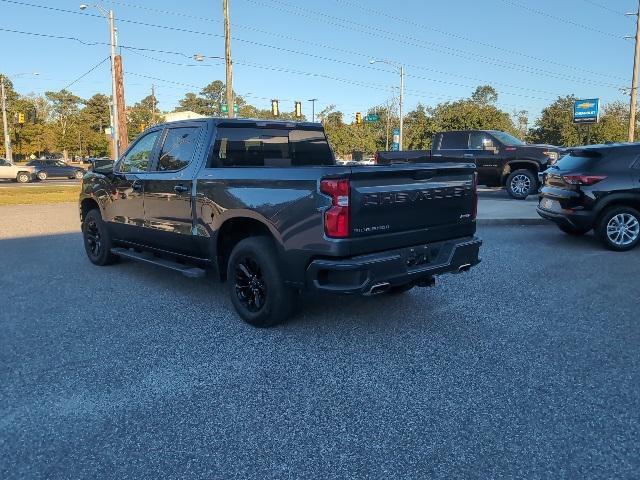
[[241, 0, 626, 87], [330, 0, 625, 80], [61, 56, 110, 90], [0, 0, 628, 89], [579, 0, 629, 16], [498, 0, 624, 38]]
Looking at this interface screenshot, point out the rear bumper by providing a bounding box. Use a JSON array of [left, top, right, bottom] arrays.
[[536, 206, 595, 230], [306, 236, 482, 294]]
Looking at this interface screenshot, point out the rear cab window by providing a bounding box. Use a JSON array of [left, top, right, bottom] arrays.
[[209, 126, 334, 167]]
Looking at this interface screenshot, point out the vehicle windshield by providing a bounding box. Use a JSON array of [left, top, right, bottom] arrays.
[[491, 131, 525, 146]]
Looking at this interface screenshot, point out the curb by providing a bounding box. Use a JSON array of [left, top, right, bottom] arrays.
[[477, 218, 549, 226]]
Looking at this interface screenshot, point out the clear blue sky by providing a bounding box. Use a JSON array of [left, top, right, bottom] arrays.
[[2, 0, 637, 122]]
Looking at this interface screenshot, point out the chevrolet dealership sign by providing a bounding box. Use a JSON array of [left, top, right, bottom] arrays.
[[573, 99, 600, 124]]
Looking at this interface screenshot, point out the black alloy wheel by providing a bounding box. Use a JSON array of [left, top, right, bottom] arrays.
[[234, 255, 267, 313]]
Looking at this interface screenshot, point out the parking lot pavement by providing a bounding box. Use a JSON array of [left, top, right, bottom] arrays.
[[1, 206, 639, 479]]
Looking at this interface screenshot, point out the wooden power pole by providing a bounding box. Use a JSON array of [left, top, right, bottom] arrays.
[[114, 55, 128, 151], [629, 1, 640, 142], [223, 0, 234, 118]]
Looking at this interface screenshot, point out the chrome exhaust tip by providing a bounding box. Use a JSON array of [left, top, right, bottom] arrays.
[[365, 282, 390, 296], [457, 263, 472, 273]]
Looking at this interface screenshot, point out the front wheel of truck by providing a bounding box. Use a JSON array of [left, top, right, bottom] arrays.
[[228, 236, 296, 328]]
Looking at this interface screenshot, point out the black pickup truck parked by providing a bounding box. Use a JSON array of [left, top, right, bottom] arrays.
[[80, 118, 481, 327], [376, 130, 564, 199]]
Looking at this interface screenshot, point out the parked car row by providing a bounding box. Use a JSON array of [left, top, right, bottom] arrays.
[[0, 158, 88, 183]]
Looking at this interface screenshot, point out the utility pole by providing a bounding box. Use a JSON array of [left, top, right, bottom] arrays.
[[223, 0, 234, 119], [108, 9, 121, 159], [399, 65, 404, 151], [151, 84, 156, 124], [308, 98, 318, 122], [629, 3, 640, 141], [1, 78, 12, 162]]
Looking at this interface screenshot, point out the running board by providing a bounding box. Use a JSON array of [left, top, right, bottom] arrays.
[[111, 247, 206, 278]]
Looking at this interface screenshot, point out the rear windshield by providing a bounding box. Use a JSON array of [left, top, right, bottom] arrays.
[[555, 154, 597, 171], [210, 127, 334, 167]]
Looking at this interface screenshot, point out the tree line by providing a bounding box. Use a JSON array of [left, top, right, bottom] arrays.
[[0, 74, 631, 160]]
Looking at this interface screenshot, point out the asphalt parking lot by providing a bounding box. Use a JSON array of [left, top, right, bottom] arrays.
[[1, 205, 639, 479]]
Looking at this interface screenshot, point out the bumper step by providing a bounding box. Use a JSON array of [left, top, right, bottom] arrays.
[[111, 247, 206, 278]]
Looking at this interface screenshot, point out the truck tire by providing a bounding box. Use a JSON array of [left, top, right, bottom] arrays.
[[228, 236, 296, 327], [506, 169, 537, 200], [596, 206, 640, 252], [82, 209, 118, 266], [16, 172, 30, 183], [37, 171, 47, 181]]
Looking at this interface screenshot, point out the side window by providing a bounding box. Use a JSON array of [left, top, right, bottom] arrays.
[[119, 130, 160, 173], [438, 132, 469, 150], [469, 132, 493, 150], [156, 127, 201, 172], [0, 159, 7, 166]]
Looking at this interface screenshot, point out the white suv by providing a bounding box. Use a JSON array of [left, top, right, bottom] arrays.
[[0, 158, 37, 183]]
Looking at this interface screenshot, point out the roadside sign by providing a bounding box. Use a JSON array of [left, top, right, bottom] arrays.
[[573, 98, 600, 124], [221, 104, 239, 114], [364, 114, 380, 122], [391, 128, 400, 151]]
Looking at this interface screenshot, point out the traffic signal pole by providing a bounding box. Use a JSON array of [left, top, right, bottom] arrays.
[[629, 2, 640, 142], [399, 65, 404, 151], [1, 78, 12, 162]]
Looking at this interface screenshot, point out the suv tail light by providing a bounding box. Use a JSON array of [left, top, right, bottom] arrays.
[[320, 178, 350, 238], [472, 171, 478, 220], [562, 174, 607, 186]]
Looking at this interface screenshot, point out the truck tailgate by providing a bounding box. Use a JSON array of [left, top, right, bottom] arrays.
[[348, 163, 476, 245]]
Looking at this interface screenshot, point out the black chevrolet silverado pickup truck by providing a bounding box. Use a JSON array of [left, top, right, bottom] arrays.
[[80, 118, 481, 327], [376, 130, 564, 199]]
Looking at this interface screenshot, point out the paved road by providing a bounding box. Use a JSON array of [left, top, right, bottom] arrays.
[[1, 205, 639, 479], [0, 179, 81, 188]]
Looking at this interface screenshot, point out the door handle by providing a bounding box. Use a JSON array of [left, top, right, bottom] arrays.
[[463, 154, 474, 158], [174, 185, 189, 193]]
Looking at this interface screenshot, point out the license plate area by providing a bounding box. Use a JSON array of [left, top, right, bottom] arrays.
[[402, 245, 432, 268]]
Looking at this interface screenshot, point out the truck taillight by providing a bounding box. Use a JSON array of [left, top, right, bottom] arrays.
[[562, 174, 607, 186], [472, 171, 478, 220], [320, 178, 350, 238], [373, 152, 379, 165]]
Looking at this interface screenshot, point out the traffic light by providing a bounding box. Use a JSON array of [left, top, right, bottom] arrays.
[[271, 99, 279, 116], [18, 112, 25, 124], [295, 101, 302, 118], [139, 123, 146, 133], [355, 112, 362, 125]]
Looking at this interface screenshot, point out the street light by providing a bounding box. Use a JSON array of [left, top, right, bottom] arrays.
[[1, 72, 39, 163], [370, 59, 404, 151], [80, 3, 120, 159], [308, 98, 318, 122]]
